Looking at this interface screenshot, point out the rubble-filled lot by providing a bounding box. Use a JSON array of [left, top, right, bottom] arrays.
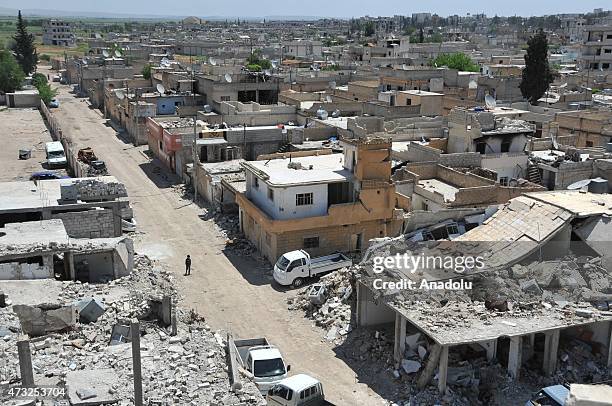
[[286, 250, 612, 406], [0, 255, 265, 405]]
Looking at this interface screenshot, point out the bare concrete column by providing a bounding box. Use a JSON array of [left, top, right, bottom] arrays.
[[508, 336, 522, 380], [543, 329, 560, 376], [480, 339, 497, 361], [417, 343, 442, 389], [17, 337, 34, 387], [161, 295, 172, 327], [355, 282, 365, 327], [0, 291, 5, 308], [130, 321, 143, 406], [438, 345, 449, 394], [393, 313, 406, 364]]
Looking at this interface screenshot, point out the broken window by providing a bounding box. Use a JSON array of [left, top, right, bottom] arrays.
[[303, 236, 319, 249], [296, 192, 313, 206], [499, 177, 509, 186], [476, 142, 487, 154], [328, 182, 351, 206], [501, 140, 511, 153]]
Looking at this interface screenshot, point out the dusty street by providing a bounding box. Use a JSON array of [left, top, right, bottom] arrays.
[[44, 74, 386, 405]]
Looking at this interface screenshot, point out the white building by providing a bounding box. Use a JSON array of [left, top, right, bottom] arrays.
[[282, 40, 323, 59]]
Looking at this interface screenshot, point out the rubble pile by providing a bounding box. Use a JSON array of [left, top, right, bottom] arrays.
[[72, 178, 128, 199], [287, 267, 355, 343], [0, 254, 264, 405]]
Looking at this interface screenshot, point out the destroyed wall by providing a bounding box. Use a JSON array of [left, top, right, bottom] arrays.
[[0, 255, 53, 279], [52, 209, 116, 238], [403, 207, 486, 232], [393, 142, 441, 163]]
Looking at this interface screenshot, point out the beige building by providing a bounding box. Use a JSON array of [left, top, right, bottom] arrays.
[[236, 137, 404, 263]]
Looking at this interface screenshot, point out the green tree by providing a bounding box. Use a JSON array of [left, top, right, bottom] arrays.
[[418, 28, 424, 43], [363, 21, 375, 37], [12, 11, 37, 75], [431, 53, 480, 72], [520, 29, 554, 104], [142, 64, 152, 80], [0, 49, 25, 93], [31, 72, 47, 88], [36, 82, 57, 105]]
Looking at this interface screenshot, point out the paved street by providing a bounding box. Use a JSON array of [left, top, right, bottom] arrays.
[[45, 73, 385, 406]]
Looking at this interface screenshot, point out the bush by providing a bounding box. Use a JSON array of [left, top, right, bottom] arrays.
[[36, 81, 57, 105], [141, 64, 152, 80], [39, 53, 51, 62], [31, 72, 47, 88]]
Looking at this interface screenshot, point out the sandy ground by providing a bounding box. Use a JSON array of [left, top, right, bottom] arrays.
[[39, 67, 386, 406], [0, 107, 68, 182]]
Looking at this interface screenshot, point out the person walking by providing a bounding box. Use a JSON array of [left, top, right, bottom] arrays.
[[184, 255, 192, 276]]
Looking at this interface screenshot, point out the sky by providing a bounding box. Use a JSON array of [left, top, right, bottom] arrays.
[[0, 0, 608, 18]]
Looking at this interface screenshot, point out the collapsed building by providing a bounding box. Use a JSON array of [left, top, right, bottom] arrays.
[[0, 219, 133, 282], [351, 191, 612, 402]]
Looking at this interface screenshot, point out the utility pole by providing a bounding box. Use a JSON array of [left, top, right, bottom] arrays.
[[131, 320, 143, 406]]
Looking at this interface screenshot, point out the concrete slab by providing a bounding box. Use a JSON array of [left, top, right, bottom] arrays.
[[65, 369, 120, 405]]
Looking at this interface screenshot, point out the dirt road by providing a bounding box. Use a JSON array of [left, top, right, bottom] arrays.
[[47, 77, 386, 405]]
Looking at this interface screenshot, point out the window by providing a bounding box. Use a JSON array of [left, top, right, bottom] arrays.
[[446, 223, 459, 235], [501, 140, 511, 153], [605, 49, 612, 54], [254, 177, 259, 188], [268, 188, 274, 201], [159, 141, 163, 151], [499, 176, 509, 186], [406, 99, 412, 106], [603, 63, 610, 69], [476, 142, 486, 154], [303, 236, 319, 249], [220, 96, 231, 102], [296, 192, 313, 206], [586, 141, 594, 147]]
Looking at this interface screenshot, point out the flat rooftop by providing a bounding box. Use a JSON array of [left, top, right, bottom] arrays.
[[417, 179, 459, 202], [0, 176, 123, 213], [244, 153, 350, 186]]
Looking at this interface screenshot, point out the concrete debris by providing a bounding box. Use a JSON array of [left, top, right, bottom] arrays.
[[401, 359, 421, 374], [12, 303, 78, 336], [0, 254, 265, 405], [287, 267, 354, 344]]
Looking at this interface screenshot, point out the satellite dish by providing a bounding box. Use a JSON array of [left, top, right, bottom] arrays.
[[485, 95, 497, 109], [310, 72, 316, 78], [114, 50, 122, 58], [402, 64, 407, 70], [468, 80, 478, 89], [203, 105, 212, 113], [156, 83, 166, 94], [329, 81, 336, 90], [116, 90, 125, 100], [102, 50, 110, 58], [224, 73, 232, 83], [263, 69, 271, 76], [161, 57, 169, 65], [325, 95, 332, 103], [82, 59, 88, 65], [262, 54, 269, 60], [559, 83, 568, 88], [209, 57, 217, 66], [331, 109, 340, 118], [271, 60, 278, 69]]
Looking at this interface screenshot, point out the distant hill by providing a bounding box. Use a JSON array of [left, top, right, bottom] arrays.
[[0, 7, 324, 21]]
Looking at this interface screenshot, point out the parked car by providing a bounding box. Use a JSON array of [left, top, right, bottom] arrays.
[[30, 171, 69, 181], [266, 374, 333, 406], [525, 385, 569, 406], [273, 250, 352, 288], [45, 141, 67, 168], [230, 337, 289, 394]]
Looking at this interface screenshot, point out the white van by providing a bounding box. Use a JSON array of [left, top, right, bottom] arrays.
[[45, 141, 67, 167]]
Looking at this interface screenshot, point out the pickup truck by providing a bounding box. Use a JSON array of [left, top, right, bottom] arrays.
[[273, 250, 352, 288], [267, 374, 333, 406], [230, 337, 289, 394]]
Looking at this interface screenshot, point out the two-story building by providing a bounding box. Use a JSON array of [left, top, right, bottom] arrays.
[[235, 137, 404, 263]]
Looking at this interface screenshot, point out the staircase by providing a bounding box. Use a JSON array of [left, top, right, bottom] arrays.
[[277, 142, 291, 153], [527, 164, 542, 185]]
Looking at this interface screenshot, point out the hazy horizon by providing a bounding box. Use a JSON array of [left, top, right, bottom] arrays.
[[0, 0, 609, 19]]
